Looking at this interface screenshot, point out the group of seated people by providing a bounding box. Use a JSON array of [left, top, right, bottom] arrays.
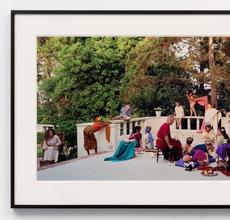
[[105, 115, 230, 172], [182, 125, 230, 171]]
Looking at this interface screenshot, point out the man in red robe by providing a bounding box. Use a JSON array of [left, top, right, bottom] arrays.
[[156, 115, 182, 161]]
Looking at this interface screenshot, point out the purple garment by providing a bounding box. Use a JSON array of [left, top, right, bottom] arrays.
[[216, 143, 230, 160], [193, 149, 206, 161]]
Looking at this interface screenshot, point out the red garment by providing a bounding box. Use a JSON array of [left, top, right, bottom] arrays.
[[156, 123, 182, 150], [92, 122, 105, 132], [156, 122, 182, 160], [129, 132, 142, 148], [91, 122, 111, 142], [195, 96, 209, 110], [156, 123, 170, 149]]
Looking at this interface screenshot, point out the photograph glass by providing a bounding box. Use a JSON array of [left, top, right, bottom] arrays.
[[36, 36, 230, 181]]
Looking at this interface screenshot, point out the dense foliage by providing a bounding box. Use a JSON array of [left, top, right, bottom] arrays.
[[37, 37, 230, 146]]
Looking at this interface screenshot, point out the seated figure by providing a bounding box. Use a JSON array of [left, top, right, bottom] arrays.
[[112, 103, 131, 120], [104, 126, 142, 162]]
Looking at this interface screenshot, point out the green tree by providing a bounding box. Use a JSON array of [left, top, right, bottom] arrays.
[[37, 37, 141, 145]]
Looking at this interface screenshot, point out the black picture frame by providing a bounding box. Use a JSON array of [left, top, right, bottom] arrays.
[[11, 10, 230, 209]]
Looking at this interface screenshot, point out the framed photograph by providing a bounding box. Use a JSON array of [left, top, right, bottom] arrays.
[[11, 10, 230, 208]]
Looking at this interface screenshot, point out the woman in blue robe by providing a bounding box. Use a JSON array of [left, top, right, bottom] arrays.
[[104, 126, 141, 162]]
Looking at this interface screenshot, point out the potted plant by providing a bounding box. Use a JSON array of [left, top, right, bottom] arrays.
[[154, 107, 162, 117]]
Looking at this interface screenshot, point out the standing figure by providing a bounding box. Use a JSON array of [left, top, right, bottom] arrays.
[[186, 90, 197, 116], [83, 114, 110, 155], [174, 102, 185, 129]]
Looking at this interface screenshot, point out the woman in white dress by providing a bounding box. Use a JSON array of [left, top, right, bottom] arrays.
[[42, 129, 62, 163], [174, 102, 185, 129]]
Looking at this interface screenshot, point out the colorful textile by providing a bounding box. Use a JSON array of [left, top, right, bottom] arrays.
[[175, 157, 216, 168], [156, 122, 183, 160], [92, 122, 111, 143], [129, 132, 142, 148], [193, 144, 208, 153], [193, 149, 206, 161], [195, 96, 209, 110], [156, 123, 182, 149], [216, 143, 230, 160], [83, 126, 97, 151], [156, 123, 170, 149], [92, 122, 106, 132], [104, 140, 137, 162]]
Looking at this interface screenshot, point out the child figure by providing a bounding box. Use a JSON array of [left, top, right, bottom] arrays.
[[144, 126, 155, 149], [183, 137, 194, 171], [183, 137, 194, 156], [174, 102, 185, 129]]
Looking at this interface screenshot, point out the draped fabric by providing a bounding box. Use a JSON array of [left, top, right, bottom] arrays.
[[195, 96, 209, 110], [84, 122, 111, 152], [105, 124, 111, 143], [200, 107, 222, 133], [129, 132, 142, 148], [104, 140, 137, 162], [156, 123, 170, 149], [156, 123, 183, 161], [92, 122, 111, 143], [83, 126, 97, 151], [216, 143, 230, 160]]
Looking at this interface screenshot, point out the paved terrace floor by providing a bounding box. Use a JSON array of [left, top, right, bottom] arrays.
[[37, 151, 229, 181]]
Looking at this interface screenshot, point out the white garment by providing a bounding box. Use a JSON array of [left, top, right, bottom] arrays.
[[204, 108, 222, 134], [43, 135, 61, 162], [202, 130, 216, 145], [175, 106, 184, 118], [216, 135, 225, 146]]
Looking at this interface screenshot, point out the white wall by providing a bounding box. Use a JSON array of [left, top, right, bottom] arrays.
[[1, 0, 230, 219]]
